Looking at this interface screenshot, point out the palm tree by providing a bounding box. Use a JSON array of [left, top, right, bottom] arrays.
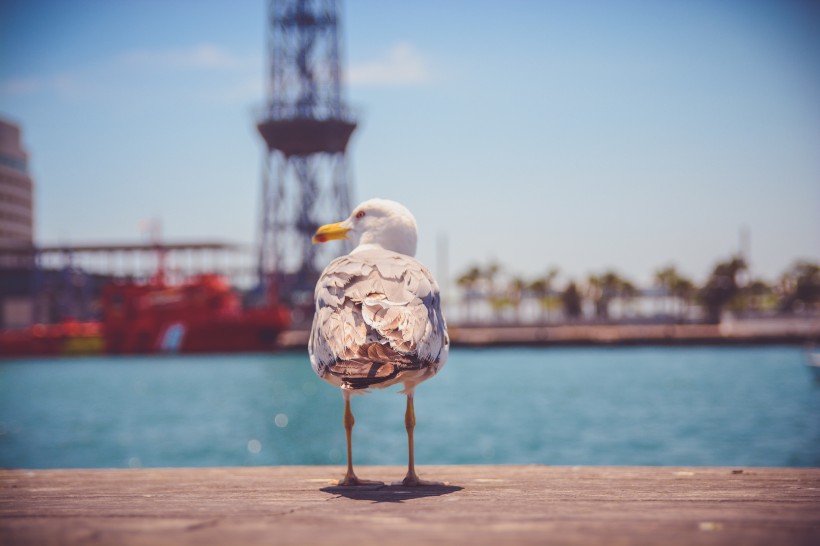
[[528, 267, 559, 324], [508, 276, 527, 323], [778, 261, 820, 312], [698, 256, 747, 323], [561, 281, 582, 321], [654, 265, 695, 319], [744, 279, 774, 312], [586, 270, 637, 320], [586, 271, 622, 320], [529, 278, 548, 322], [671, 277, 695, 320], [586, 274, 604, 319], [482, 261, 504, 323], [600, 272, 621, 319], [456, 265, 482, 323], [654, 266, 678, 315], [618, 278, 638, 318]]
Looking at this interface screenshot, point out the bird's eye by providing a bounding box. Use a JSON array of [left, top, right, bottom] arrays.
[[355, 210, 366, 219]]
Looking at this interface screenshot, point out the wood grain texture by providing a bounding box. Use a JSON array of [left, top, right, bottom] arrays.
[[2, 465, 819, 545]]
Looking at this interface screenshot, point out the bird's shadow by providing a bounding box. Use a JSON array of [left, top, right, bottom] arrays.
[[321, 482, 463, 503]]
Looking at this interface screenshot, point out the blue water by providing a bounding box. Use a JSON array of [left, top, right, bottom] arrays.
[[0, 347, 818, 469]]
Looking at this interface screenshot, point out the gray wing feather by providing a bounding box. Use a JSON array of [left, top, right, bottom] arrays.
[[309, 248, 449, 381]]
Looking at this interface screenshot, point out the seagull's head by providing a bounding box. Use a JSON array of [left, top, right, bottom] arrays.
[[312, 198, 418, 257]]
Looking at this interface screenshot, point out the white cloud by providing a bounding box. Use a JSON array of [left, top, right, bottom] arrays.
[[2, 42, 431, 103], [348, 43, 432, 87], [0, 73, 87, 98], [207, 77, 264, 104], [122, 44, 256, 71], [0, 77, 42, 96], [0, 45, 262, 103]]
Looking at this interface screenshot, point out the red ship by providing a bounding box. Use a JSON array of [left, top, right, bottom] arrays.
[[0, 274, 290, 357], [0, 320, 103, 358], [101, 274, 290, 354]]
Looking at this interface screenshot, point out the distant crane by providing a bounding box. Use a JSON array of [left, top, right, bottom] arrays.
[[256, 0, 357, 312]]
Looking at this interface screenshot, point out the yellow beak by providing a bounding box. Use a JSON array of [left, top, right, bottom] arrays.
[[312, 221, 350, 244]]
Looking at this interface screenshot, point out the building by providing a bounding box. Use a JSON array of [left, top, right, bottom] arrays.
[[0, 118, 35, 328], [0, 118, 34, 246]]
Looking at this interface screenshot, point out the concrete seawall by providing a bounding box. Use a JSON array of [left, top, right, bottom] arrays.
[[279, 317, 820, 349]]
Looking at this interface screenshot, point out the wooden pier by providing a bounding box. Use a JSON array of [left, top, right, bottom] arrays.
[[2, 465, 819, 545]]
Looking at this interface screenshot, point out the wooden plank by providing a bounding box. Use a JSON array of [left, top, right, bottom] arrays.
[[2, 466, 819, 545]]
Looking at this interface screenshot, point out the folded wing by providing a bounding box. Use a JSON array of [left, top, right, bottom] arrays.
[[309, 248, 449, 390]]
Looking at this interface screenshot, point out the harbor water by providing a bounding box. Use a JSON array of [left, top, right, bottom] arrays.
[[1, 346, 818, 469]]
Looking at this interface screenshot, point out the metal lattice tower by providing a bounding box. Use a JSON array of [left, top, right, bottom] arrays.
[[256, 0, 356, 306]]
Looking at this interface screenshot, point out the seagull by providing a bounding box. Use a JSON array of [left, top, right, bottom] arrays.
[[309, 198, 449, 487]]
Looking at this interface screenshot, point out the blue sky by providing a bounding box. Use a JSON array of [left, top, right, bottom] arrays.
[[1, 0, 818, 289]]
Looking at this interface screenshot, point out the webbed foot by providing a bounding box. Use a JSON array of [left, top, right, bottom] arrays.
[[394, 472, 444, 487], [336, 472, 384, 487]]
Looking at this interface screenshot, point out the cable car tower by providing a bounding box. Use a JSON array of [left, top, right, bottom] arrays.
[[256, 0, 356, 309]]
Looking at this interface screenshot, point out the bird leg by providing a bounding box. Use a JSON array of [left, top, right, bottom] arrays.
[[337, 391, 382, 486], [400, 392, 443, 487]]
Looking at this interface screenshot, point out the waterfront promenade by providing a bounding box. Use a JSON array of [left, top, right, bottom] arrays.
[[280, 317, 820, 348], [2, 465, 819, 545]]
